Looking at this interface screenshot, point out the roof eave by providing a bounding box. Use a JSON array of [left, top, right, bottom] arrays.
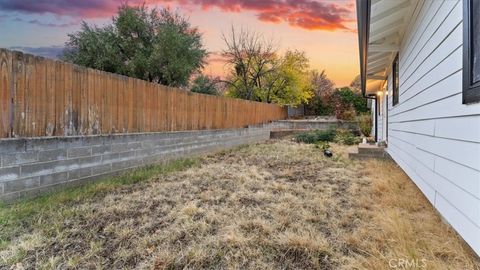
[[356, 0, 372, 97]]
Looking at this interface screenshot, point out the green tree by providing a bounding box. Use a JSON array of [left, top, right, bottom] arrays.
[[62, 5, 207, 87], [190, 75, 219, 95], [260, 50, 313, 105], [222, 27, 312, 105], [334, 87, 368, 114]]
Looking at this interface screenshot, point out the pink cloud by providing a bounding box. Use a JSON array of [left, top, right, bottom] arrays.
[[0, 0, 355, 31]]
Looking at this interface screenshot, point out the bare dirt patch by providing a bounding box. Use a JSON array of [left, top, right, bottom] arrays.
[[1, 140, 479, 269]]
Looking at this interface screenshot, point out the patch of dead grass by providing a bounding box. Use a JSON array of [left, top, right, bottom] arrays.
[[346, 158, 480, 270], [0, 140, 479, 269]]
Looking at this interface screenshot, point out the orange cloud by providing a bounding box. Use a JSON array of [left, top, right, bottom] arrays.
[[0, 0, 355, 31]]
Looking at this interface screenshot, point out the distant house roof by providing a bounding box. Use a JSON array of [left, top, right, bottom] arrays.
[[356, 0, 414, 96]]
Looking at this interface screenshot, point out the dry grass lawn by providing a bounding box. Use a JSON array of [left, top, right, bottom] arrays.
[[1, 140, 479, 269]]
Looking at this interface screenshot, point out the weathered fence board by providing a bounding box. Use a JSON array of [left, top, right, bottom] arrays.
[[0, 49, 12, 137], [0, 49, 287, 138]]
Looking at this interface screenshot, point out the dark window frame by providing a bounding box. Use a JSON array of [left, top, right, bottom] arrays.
[[463, 0, 480, 104], [392, 53, 399, 106]]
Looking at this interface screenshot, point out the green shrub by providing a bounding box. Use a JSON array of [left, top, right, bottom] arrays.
[[333, 129, 361, 145], [296, 128, 361, 145], [295, 132, 319, 144], [357, 113, 373, 137], [315, 128, 336, 142], [314, 141, 331, 151], [295, 128, 336, 144]]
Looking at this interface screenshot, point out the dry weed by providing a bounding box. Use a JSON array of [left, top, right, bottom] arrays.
[[0, 140, 478, 269]]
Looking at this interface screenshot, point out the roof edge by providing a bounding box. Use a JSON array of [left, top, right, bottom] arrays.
[[356, 0, 371, 97]]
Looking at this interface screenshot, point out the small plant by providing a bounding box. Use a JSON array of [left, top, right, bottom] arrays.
[[333, 129, 361, 145], [295, 128, 337, 144], [337, 107, 357, 121], [296, 128, 361, 145], [295, 132, 319, 144], [315, 128, 337, 142], [315, 141, 331, 151], [357, 113, 373, 137]]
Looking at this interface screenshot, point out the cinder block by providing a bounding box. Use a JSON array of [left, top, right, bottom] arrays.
[[141, 140, 156, 149], [142, 155, 163, 165], [3, 177, 39, 193], [127, 159, 143, 168], [68, 167, 92, 180], [111, 160, 129, 171], [21, 161, 57, 177], [26, 139, 62, 151], [0, 139, 26, 154], [21, 156, 101, 178], [92, 145, 111, 155], [101, 153, 120, 162], [38, 149, 67, 162], [2, 152, 38, 166], [135, 148, 155, 158], [111, 142, 142, 153], [0, 166, 21, 182], [68, 147, 92, 158], [40, 172, 68, 186], [67, 156, 102, 169], [0, 126, 273, 201], [91, 164, 112, 175], [108, 134, 132, 144], [81, 136, 105, 147], [111, 158, 142, 171]]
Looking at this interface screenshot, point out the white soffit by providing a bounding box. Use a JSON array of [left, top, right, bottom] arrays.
[[365, 0, 416, 95]]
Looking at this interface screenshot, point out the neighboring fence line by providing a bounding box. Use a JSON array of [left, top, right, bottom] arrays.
[[0, 49, 287, 138]]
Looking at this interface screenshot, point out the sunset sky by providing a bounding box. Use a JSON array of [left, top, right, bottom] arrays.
[[0, 0, 359, 87]]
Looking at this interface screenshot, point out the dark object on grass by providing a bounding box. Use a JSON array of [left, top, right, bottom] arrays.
[[324, 149, 333, 157]]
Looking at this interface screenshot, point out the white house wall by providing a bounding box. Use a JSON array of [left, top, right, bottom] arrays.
[[377, 97, 384, 141], [385, 0, 480, 254]]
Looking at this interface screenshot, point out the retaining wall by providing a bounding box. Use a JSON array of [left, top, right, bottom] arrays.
[[266, 120, 359, 131], [0, 126, 270, 201]]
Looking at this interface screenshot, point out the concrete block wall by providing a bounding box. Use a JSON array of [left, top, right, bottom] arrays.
[[265, 120, 359, 132], [0, 127, 270, 201]]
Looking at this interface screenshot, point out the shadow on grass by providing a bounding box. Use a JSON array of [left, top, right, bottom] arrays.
[[0, 158, 200, 250]]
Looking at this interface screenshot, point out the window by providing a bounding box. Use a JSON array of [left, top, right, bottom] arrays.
[[392, 54, 399, 106], [463, 0, 480, 104]]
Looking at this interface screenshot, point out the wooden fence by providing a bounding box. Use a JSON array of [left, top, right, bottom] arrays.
[[0, 49, 287, 138]]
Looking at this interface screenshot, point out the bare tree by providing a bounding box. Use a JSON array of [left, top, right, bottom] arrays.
[[311, 70, 335, 98], [221, 27, 278, 100]]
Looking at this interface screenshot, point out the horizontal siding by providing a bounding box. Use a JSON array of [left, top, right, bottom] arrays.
[[387, 141, 437, 203], [385, 0, 480, 255], [390, 129, 479, 170], [391, 93, 479, 122], [434, 116, 480, 143], [435, 156, 480, 202], [399, 0, 439, 68], [435, 194, 480, 254], [388, 134, 480, 224], [390, 69, 462, 118], [389, 119, 435, 136], [400, 0, 460, 87]]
